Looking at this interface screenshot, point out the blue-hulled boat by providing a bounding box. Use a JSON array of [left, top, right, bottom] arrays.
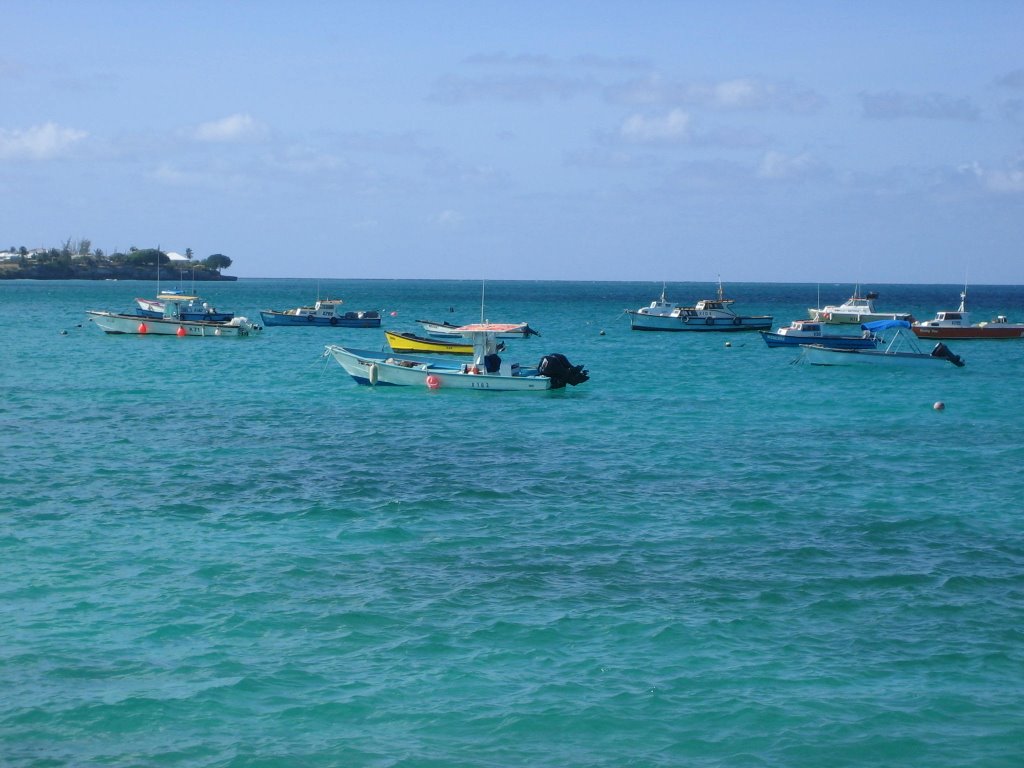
[[260, 298, 381, 327], [760, 319, 879, 349]]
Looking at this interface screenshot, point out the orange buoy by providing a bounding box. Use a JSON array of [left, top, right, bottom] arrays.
[[137, 322, 148, 334], [176, 326, 187, 337], [426, 375, 441, 389]]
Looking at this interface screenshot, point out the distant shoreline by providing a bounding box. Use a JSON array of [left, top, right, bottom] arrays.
[[0, 265, 236, 281]]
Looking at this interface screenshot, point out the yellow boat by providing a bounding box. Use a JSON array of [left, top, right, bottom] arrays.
[[385, 330, 503, 355]]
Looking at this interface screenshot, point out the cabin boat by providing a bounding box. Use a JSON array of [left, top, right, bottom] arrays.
[[760, 319, 879, 349], [260, 298, 381, 327], [627, 282, 772, 331], [912, 290, 1024, 340], [325, 323, 587, 391], [801, 320, 964, 367], [808, 288, 914, 325], [135, 292, 234, 322], [87, 294, 260, 337]]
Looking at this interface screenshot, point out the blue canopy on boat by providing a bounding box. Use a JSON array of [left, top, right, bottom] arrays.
[[861, 319, 912, 331]]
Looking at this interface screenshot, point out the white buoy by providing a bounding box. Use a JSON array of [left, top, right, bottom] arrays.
[[933, 401, 945, 411], [368, 363, 379, 386], [725, 341, 732, 347], [599, 329, 606, 336]]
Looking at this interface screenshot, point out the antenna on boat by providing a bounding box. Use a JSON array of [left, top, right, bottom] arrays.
[[717, 275, 724, 302], [480, 280, 486, 323]]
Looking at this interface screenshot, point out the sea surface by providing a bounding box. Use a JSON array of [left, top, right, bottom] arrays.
[[2, 279, 1023, 767]]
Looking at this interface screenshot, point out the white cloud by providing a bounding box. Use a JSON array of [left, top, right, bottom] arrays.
[[606, 76, 824, 113], [757, 151, 820, 180], [620, 109, 691, 143], [0, 122, 87, 160], [958, 160, 1024, 193], [435, 209, 463, 227], [193, 113, 263, 142]]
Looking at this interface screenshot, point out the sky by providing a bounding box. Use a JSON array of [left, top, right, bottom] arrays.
[[2, 1, 1023, 284]]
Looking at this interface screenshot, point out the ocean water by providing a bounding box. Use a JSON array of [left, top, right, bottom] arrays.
[[2, 278, 1023, 767]]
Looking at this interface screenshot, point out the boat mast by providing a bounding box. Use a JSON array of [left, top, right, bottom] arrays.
[[480, 280, 486, 323]]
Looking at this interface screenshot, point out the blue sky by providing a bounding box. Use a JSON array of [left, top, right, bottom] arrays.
[[2, 1, 1023, 283]]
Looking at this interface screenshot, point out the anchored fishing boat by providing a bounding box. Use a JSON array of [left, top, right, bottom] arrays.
[[626, 281, 772, 331], [760, 319, 880, 349], [912, 289, 1024, 340], [326, 323, 587, 391], [801, 320, 964, 368], [135, 292, 234, 322], [384, 330, 503, 355], [260, 298, 381, 327], [808, 287, 914, 325], [87, 292, 260, 337], [416, 319, 538, 338]]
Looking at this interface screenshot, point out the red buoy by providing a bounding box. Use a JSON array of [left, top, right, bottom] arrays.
[[137, 323, 148, 334], [176, 326, 187, 337], [426, 375, 441, 389]]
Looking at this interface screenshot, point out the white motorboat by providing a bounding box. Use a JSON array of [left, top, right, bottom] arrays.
[[87, 293, 260, 337], [760, 319, 879, 349], [325, 323, 587, 391], [801, 320, 964, 367], [808, 287, 914, 325], [627, 281, 772, 332]]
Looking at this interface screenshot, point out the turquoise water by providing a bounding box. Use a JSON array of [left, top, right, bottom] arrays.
[[2, 279, 1023, 767]]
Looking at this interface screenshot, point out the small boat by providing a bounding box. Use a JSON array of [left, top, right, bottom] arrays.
[[626, 281, 772, 332], [416, 319, 539, 338], [801, 320, 964, 367], [326, 323, 588, 391], [87, 293, 260, 337], [385, 330, 504, 355], [912, 289, 1024, 340], [760, 319, 879, 349], [260, 298, 381, 327], [135, 291, 235, 322], [808, 287, 914, 324]]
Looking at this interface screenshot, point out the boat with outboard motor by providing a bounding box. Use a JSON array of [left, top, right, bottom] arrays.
[[760, 319, 880, 349], [385, 330, 504, 355], [135, 292, 235, 322], [808, 287, 914, 325], [88, 293, 261, 337], [912, 289, 1024, 340], [325, 323, 587, 391], [627, 281, 772, 332], [801, 319, 964, 367], [260, 298, 381, 327]]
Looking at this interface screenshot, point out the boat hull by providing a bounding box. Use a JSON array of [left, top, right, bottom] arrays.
[[417, 320, 535, 338], [808, 309, 914, 325], [760, 331, 877, 349], [385, 331, 477, 354], [326, 346, 553, 391], [628, 313, 772, 332], [87, 311, 260, 337], [912, 325, 1024, 340], [802, 345, 957, 367], [260, 311, 381, 327]]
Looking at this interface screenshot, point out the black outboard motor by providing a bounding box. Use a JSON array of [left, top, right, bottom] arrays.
[[537, 353, 589, 388], [930, 342, 965, 367]]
